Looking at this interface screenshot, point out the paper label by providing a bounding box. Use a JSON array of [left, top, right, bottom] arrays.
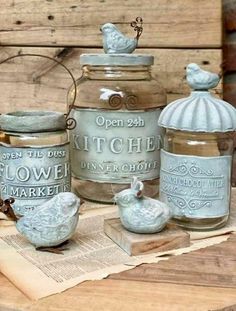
[[70, 109, 162, 183], [0, 143, 70, 215], [160, 150, 231, 218]]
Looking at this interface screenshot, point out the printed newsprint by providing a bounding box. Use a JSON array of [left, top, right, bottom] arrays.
[[0, 196, 235, 300]]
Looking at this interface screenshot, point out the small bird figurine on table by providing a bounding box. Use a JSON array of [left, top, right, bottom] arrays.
[[114, 177, 171, 234], [0, 192, 81, 254], [101, 17, 143, 54], [186, 63, 221, 90]]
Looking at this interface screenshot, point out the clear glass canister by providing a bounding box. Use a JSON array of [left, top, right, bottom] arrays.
[[0, 111, 71, 216], [68, 54, 166, 203], [162, 129, 234, 230], [158, 90, 236, 230]]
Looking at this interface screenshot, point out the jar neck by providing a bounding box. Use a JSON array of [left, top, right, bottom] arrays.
[[82, 65, 152, 80]]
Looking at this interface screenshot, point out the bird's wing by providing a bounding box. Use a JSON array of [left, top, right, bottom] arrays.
[[29, 198, 78, 230], [189, 70, 219, 86], [109, 32, 136, 52], [199, 70, 219, 84], [141, 200, 164, 221]]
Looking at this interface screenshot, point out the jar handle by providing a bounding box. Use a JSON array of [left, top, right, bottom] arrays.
[[0, 53, 77, 129]]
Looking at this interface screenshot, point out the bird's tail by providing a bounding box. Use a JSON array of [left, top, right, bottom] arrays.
[[131, 17, 143, 40]]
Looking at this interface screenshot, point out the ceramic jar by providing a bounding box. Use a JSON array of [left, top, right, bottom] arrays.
[[68, 54, 166, 203], [158, 72, 236, 230], [0, 111, 71, 215]]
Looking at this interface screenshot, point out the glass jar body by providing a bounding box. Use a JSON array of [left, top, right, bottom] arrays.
[[160, 129, 234, 230], [68, 64, 166, 203], [0, 130, 70, 215]]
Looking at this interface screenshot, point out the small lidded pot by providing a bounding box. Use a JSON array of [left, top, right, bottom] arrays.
[[158, 63, 236, 230], [0, 111, 71, 216], [68, 21, 166, 203]]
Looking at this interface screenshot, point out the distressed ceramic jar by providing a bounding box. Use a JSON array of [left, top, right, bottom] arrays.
[[0, 111, 71, 216], [68, 54, 166, 203], [158, 63, 236, 230]]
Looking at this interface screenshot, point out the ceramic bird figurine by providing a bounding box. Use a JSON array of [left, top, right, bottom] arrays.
[[101, 17, 143, 54], [114, 177, 172, 234], [186, 63, 221, 90], [0, 192, 81, 253]]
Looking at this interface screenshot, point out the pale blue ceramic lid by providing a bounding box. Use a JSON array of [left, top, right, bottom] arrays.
[[80, 54, 154, 66], [0, 111, 66, 133], [158, 63, 236, 132]]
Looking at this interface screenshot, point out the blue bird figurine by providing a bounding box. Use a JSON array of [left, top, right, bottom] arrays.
[[101, 17, 143, 54], [186, 63, 221, 90], [114, 177, 172, 234], [0, 193, 81, 253]]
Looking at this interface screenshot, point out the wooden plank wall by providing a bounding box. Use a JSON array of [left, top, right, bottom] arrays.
[[223, 0, 236, 185], [223, 0, 236, 106], [0, 0, 230, 180], [0, 0, 222, 114]]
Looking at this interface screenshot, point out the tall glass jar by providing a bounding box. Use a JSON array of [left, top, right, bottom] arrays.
[[0, 111, 71, 216], [159, 89, 236, 230], [68, 54, 166, 203]]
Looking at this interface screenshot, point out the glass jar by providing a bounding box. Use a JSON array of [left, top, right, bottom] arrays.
[[0, 111, 71, 216], [162, 129, 234, 229], [68, 54, 166, 203], [159, 90, 236, 231]]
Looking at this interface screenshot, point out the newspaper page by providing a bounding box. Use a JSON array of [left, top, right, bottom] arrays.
[[0, 194, 235, 300]]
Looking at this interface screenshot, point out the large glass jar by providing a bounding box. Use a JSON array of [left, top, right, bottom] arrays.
[[159, 90, 236, 231], [0, 111, 71, 216], [68, 54, 166, 203]]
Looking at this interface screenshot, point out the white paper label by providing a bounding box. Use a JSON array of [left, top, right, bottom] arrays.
[[70, 109, 162, 183], [160, 150, 231, 218]]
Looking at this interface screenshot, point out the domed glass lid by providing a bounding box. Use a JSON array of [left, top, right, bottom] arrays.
[[158, 63, 236, 132]]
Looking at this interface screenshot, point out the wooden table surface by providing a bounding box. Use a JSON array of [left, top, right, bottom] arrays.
[[1, 206, 236, 311]]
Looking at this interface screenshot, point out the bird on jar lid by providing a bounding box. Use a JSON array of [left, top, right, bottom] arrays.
[[101, 17, 143, 54], [186, 63, 221, 90]]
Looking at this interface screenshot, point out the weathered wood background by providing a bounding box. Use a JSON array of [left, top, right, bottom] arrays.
[[223, 0, 236, 184], [224, 0, 236, 106], [2, 0, 236, 181], [0, 0, 222, 113]]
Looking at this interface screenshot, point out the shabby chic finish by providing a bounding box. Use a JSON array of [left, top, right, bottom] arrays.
[[159, 64, 236, 230], [114, 177, 171, 233], [16, 192, 81, 248], [0, 111, 71, 215], [68, 22, 166, 202]]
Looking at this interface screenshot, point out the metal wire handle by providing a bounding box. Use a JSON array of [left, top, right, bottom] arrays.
[[0, 53, 77, 129]]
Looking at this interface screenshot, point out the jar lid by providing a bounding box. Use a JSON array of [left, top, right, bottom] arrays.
[[158, 64, 236, 132], [159, 91, 236, 132], [80, 54, 154, 66], [0, 111, 66, 133]]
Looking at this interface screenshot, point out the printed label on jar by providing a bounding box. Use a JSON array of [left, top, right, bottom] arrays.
[[0, 143, 70, 215], [160, 150, 231, 218], [70, 109, 162, 183]]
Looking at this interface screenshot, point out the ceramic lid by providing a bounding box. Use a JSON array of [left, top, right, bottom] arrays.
[[0, 111, 66, 133], [80, 54, 154, 66], [158, 64, 236, 132]]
